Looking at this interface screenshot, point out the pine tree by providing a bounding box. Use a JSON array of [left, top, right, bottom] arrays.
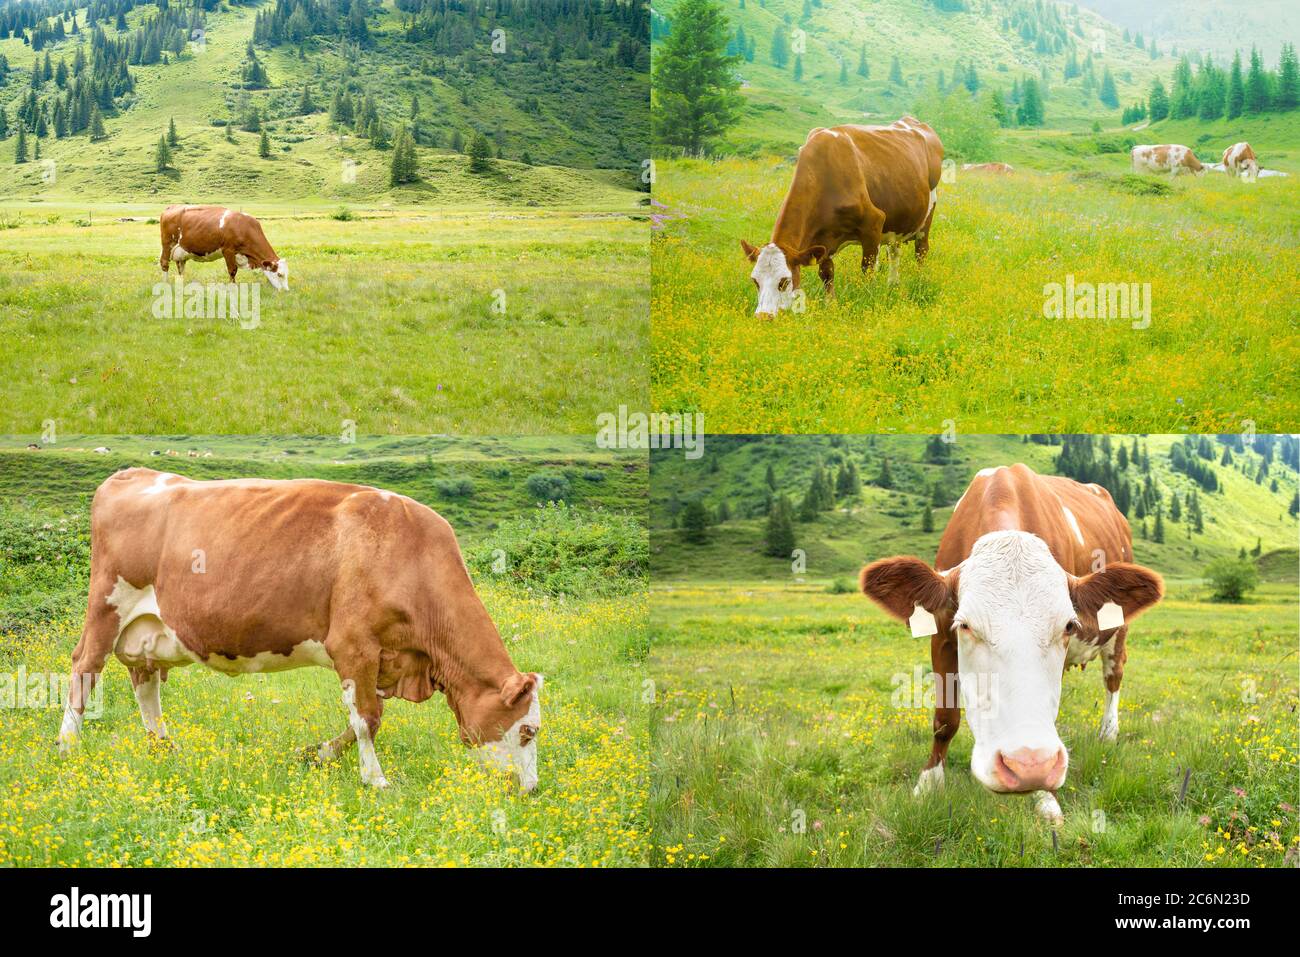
[[1277, 43, 1299, 111], [154, 134, 171, 171], [681, 500, 710, 544], [258, 128, 271, 158], [856, 43, 868, 78], [1226, 50, 1245, 119], [922, 503, 934, 533], [653, 0, 744, 155], [468, 131, 492, 172], [15, 126, 28, 164], [1148, 77, 1170, 120], [1099, 67, 1118, 108], [89, 105, 105, 140], [770, 25, 788, 68], [763, 495, 796, 557], [889, 55, 903, 84], [765, 463, 777, 490], [167, 117, 178, 147], [1245, 46, 1270, 113]]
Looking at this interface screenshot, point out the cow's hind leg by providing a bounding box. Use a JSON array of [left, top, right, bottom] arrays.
[[129, 667, 170, 742], [58, 577, 119, 753], [914, 199, 936, 263], [1098, 626, 1128, 742], [859, 208, 885, 277]]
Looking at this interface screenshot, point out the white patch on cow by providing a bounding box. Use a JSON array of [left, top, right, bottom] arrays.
[[140, 472, 177, 496], [265, 259, 289, 292], [1065, 633, 1105, 669], [751, 243, 793, 315], [1061, 504, 1085, 547], [913, 763, 944, 796], [317, 726, 357, 763], [953, 531, 1071, 794], [107, 578, 200, 671], [172, 245, 222, 264], [235, 254, 250, 269], [218, 210, 230, 230], [341, 680, 388, 788], [1099, 688, 1120, 743], [57, 698, 83, 752], [202, 640, 333, 675], [474, 675, 544, 793], [1033, 790, 1064, 826], [975, 467, 1003, 478], [133, 671, 167, 738]]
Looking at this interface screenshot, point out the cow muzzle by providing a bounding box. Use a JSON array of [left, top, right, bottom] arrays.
[[992, 746, 1068, 792]]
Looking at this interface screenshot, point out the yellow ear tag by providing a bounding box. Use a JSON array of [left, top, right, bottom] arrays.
[[909, 605, 938, 638], [1097, 601, 1125, 632]]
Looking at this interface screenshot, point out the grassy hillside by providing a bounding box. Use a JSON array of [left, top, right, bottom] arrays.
[[649, 434, 1300, 584], [654, 0, 1176, 152], [0, 0, 649, 203], [1076, 0, 1300, 63]]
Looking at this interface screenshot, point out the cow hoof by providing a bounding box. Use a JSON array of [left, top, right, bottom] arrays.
[[912, 765, 944, 796], [1098, 721, 1118, 744], [1034, 792, 1064, 827], [300, 745, 324, 767], [56, 734, 78, 757], [146, 732, 177, 752], [364, 775, 390, 789]]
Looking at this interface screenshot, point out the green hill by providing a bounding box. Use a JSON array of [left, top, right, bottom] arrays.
[[650, 434, 1300, 583], [0, 0, 649, 205], [1076, 0, 1300, 63], [653, 0, 1177, 151]]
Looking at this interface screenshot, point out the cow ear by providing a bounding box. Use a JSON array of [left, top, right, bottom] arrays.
[[789, 245, 827, 267], [740, 239, 760, 262], [500, 672, 537, 708], [860, 556, 952, 621], [1070, 563, 1164, 626]]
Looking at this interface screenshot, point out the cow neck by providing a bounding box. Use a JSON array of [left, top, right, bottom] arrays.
[[769, 199, 814, 258], [422, 591, 516, 705]]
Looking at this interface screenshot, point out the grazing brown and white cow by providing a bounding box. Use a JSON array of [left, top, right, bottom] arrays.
[[961, 162, 1015, 174], [57, 469, 543, 792], [1222, 142, 1260, 181], [159, 204, 289, 290], [1131, 144, 1205, 178], [859, 464, 1163, 824], [740, 116, 944, 314]]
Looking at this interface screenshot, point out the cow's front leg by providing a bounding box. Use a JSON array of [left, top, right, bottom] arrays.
[[915, 638, 959, 796], [1098, 626, 1128, 742], [303, 725, 356, 766], [1033, 790, 1064, 827], [222, 248, 239, 282], [818, 254, 835, 298], [58, 577, 119, 754], [339, 677, 388, 788]]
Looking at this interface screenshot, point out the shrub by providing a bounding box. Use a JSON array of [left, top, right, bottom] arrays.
[[434, 478, 474, 498], [1204, 558, 1259, 602], [465, 504, 647, 598], [0, 505, 91, 639], [525, 471, 571, 503]]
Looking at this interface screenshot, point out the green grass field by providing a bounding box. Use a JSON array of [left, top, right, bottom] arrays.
[[0, 440, 650, 866], [0, 2, 650, 434], [649, 579, 1298, 867], [1, 204, 648, 434], [650, 151, 1300, 433]]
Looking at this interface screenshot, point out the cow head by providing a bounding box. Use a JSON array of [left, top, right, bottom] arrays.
[[263, 258, 289, 291], [463, 672, 544, 793], [1240, 158, 1260, 182], [740, 240, 825, 316], [861, 531, 1162, 795]]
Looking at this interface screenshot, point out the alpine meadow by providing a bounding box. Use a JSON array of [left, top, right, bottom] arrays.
[[0, 0, 651, 433], [650, 0, 1300, 433]]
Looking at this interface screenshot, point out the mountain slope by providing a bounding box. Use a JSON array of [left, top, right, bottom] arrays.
[[650, 434, 1300, 583], [0, 0, 649, 204], [1076, 0, 1300, 63], [653, 0, 1175, 150]]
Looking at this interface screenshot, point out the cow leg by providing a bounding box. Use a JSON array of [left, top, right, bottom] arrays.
[[915, 636, 960, 796], [129, 667, 169, 741], [1033, 790, 1064, 827], [175, 258, 186, 278], [1098, 625, 1128, 742], [338, 676, 388, 788], [58, 578, 120, 753], [818, 254, 835, 298], [303, 725, 357, 766], [222, 248, 239, 282], [159, 244, 171, 274], [859, 209, 885, 276], [915, 204, 936, 263]]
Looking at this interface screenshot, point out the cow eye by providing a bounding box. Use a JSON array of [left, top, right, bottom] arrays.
[[519, 725, 538, 747], [778, 277, 791, 292], [1064, 619, 1081, 636]]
